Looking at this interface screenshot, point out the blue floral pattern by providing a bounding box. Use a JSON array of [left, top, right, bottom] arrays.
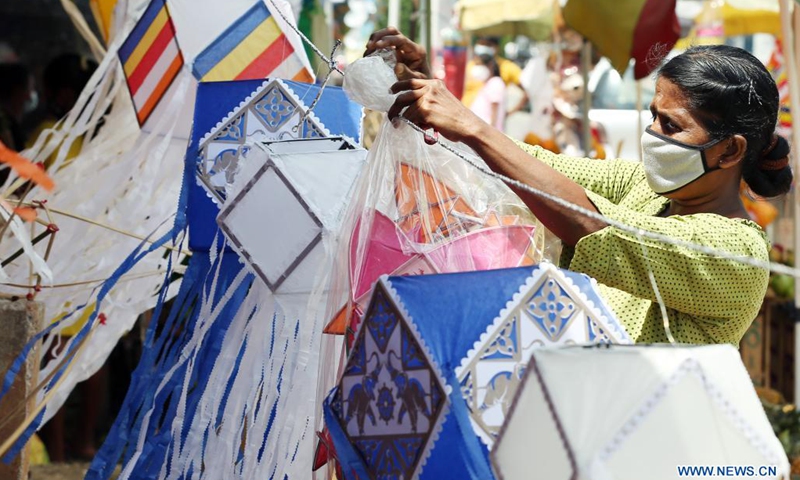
[[253, 87, 296, 131], [198, 80, 329, 202], [213, 113, 244, 141]]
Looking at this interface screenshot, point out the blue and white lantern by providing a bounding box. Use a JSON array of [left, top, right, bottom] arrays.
[[324, 263, 631, 479]]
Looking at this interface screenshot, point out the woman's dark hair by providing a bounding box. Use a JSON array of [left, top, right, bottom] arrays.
[[488, 57, 501, 78], [658, 45, 791, 198], [475, 54, 501, 78]]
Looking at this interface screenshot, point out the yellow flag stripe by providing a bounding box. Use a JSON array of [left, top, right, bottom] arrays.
[[123, 7, 168, 77], [201, 18, 282, 82]]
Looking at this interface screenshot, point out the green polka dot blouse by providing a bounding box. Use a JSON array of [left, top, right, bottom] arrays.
[[518, 143, 769, 346]]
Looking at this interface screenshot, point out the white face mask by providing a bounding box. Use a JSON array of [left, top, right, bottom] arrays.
[[470, 64, 491, 83], [474, 44, 496, 58], [23, 91, 38, 114], [640, 127, 724, 194]]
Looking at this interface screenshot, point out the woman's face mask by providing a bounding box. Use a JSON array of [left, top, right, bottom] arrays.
[[470, 64, 491, 83], [640, 126, 724, 194], [473, 44, 496, 59]]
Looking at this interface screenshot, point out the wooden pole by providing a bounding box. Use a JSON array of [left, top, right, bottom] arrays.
[[778, 0, 800, 403], [388, 0, 400, 28], [424, 0, 432, 61], [0, 300, 43, 480], [580, 40, 592, 156]]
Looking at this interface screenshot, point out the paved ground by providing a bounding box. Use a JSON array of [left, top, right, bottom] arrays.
[[30, 463, 90, 480], [30, 462, 120, 480]]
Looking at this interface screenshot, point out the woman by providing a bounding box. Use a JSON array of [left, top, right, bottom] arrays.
[[366, 28, 792, 345], [467, 54, 506, 131]]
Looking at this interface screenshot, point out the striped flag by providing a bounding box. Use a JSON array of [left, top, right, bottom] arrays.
[[118, 0, 184, 126], [767, 39, 792, 135], [192, 1, 315, 83]]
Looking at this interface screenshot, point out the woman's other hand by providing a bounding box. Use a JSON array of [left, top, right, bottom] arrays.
[[365, 27, 431, 80], [388, 78, 486, 144]]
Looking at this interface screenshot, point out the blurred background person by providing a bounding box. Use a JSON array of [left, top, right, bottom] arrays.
[[519, 50, 558, 152], [0, 62, 35, 151], [462, 36, 528, 115], [24, 53, 98, 169], [0, 42, 19, 63], [468, 54, 506, 131]]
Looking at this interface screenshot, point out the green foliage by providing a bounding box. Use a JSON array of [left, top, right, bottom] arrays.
[[374, 1, 388, 31], [298, 0, 322, 64], [769, 246, 795, 300], [369, 1, 422, 42], [762, 399, 800, 460], [398, 0, 421, 42]]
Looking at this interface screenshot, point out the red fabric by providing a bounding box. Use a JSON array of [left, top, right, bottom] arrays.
[[127, 20, 175, 95], [630, 0, 680, 79]]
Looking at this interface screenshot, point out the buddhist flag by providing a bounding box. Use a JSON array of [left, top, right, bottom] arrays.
[[118, 0, 184, 126], [192, 2, 315, 83], [767, 39, 791, 135], [563, 0, 680, 79]]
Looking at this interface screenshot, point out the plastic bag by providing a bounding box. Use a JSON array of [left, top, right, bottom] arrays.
[[342, 49, 398, 113], [325, 51, 547, 343]]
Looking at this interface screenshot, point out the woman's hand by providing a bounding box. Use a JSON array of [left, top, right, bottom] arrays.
[[388, 78, 486, 145], [365, 27, 431, 80]]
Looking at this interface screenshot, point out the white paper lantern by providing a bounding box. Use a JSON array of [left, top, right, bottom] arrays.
[[492, 344, 790, 480]]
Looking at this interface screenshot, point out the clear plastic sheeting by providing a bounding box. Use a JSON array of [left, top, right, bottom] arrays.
[[314, 56, 548, 459]]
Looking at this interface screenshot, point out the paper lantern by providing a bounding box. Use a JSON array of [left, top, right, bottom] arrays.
[[492, 344, 790, 480], [184, 78, 363, 251], [196, 78, 360, 203], [324, 263, 631, 479], [217, 139, 365, 293]]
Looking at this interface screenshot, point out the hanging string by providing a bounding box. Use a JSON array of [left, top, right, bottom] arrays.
[[640, 242, 677, 345], [0, 269, 172, 290], [265, 13, 800, 345], [275, 17, 800, 278], [293, 40, 343, 133], [17, 203, 189, 256], [265, 0, 343, 76]]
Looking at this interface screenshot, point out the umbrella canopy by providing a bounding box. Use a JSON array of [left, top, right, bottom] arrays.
[[455, 0, 555, 40], [707, 0, 781, 37], [563, 0, 680, 79]]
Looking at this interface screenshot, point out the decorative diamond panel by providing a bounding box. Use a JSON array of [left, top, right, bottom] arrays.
[[333, 284, 447, 480], [198, 79, 329, 202], [217, 160, 322, 291]]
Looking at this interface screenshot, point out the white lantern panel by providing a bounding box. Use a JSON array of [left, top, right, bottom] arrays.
[[491, 368, 573, 480], [604, 373, 772, 480], [220, 163, 322, 291]]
